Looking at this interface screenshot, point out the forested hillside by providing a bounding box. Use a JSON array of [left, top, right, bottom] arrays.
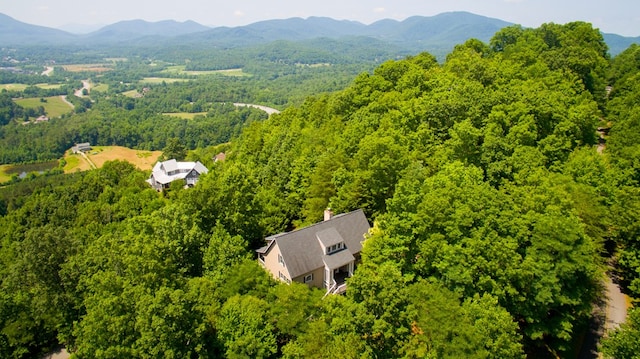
[[1, 21, 639, 358]]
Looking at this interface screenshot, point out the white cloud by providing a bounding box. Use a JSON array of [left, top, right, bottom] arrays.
[[373, 7, 386, 13], [234, 10, 245, 17], [37, 6, 50, 11]]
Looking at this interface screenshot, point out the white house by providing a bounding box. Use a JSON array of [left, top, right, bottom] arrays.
[[147, 159, 208, 190]]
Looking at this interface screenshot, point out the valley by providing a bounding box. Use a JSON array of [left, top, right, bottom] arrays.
[[0, 10, 639, 359]]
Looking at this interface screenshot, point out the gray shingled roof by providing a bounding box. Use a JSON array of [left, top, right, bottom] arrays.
[[266, 209, 370, 278]]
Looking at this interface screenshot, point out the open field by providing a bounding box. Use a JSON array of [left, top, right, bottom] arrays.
[[92, 83, 109, 92], [62, 64, 112, 73], [36, 84, 63, 89], [64, 146, 161, 173], [1, 83, 63, 91], [14, 96, 73, 118], [122, 89, 140, 98], [1, 84, 28, 91], [163, 112, 207, 119], [0, 165, 11, 183], [140, 77, 190, 84], [161, 66, 249, 77]]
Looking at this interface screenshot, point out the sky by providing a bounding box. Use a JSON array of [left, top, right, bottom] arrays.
[[1, 0, 639, 36]]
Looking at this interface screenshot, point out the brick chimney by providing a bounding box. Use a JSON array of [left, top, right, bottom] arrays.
[[324, 208, 334, 221]]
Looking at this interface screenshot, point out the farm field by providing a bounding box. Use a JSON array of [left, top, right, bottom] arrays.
[[91, 83, 109, 92], [163, 112, 207, 119], [161, 66, 249, 77], [122, 89, 140, 98], [14, 96, 73, 118], [36, 84, 63, 89], [62, 64, 112, 72], [0, 83, 63, 91], [0, 84, 28, 91], [140, 77, 190, 84], [64, 146, 162, 173]]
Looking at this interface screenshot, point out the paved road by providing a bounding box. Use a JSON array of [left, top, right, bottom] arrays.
[[75, 80, 91, 97], [578, 277, 629, 359], [233, 102, 281, 115], [604, 277, 628, 331], [41, 66, 54, 76], [41, 348, 69, 359]]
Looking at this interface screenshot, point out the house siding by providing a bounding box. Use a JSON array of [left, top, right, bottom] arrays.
[[292, 266, 325, 289], [261, 243, 292, 283]]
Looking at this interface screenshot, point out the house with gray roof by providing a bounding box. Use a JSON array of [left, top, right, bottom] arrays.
[[257, 209, 371, 295], [146, 159, 208, 190]]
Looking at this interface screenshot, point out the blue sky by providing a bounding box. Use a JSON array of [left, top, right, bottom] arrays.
[[1, 0, 639, 36]]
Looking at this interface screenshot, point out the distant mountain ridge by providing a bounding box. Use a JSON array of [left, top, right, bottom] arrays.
[[0, 12, 637, 56]]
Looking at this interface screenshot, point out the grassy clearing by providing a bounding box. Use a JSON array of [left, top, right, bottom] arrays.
[[0, 165, 12, 183], [163, 112, 207, 119], [161, 65, 186, 74], [1, 84, 28, 91], [140, 77, 189, 84], [14, 96, 73, 118], [63, 154, 84, 172], [92, 83, 109, 92], [36, 84, 63, 89], [122, 90, 140, 98], [62, 64, 112, 72], [89, 146, 161, 170], [160, 66, 249, 77], [66, 146, 162, 171]]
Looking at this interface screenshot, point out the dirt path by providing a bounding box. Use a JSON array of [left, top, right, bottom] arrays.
[[41, 66, 54, 76]]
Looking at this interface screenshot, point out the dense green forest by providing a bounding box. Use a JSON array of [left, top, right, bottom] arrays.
[[1, 21, 640, 358]]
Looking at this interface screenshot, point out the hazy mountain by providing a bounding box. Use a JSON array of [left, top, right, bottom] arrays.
[[0, 13, 75, 45], [603, 33, 640, 57], [184, 12, 511, 50], [58, 23, 105, 34], [0, 12, 637, 57], [84, 19, 210, 42]]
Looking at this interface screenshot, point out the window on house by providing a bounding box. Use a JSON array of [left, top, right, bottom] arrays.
[[326, 242, 345, 255], [304, 273, 313, 283], [279, 271, 291, 284], [278, 253, 285, 266]]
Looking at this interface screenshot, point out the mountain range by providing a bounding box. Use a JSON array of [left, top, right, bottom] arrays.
[[0, 12, 637, 56]]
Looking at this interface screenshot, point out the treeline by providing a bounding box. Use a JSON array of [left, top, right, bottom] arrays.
[[1, 21, 639, 358], [0, 100, 266, 164]]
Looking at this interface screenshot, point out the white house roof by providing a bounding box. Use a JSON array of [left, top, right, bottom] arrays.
[[148, 159, 208, 185]]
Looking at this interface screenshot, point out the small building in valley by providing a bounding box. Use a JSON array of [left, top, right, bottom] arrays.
[[72, 142, 91, 153], [257, 209, 371, 295], [147, 159, 208, 190]]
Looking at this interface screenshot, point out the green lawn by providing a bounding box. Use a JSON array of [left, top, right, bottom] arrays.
[[140, 77, 189, 84], [36, 84, 63, 89], [122, 90, 140, 98], [14, 96, 73, 118], [92, 83, 109, 92], [0, 165, 11, 183], [163, 112, 207, 119], [0, 84, 28, 91], [160, 66, 250, 77]]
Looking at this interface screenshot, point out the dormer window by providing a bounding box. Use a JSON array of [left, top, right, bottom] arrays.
[[327, 242, 345, 254]]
